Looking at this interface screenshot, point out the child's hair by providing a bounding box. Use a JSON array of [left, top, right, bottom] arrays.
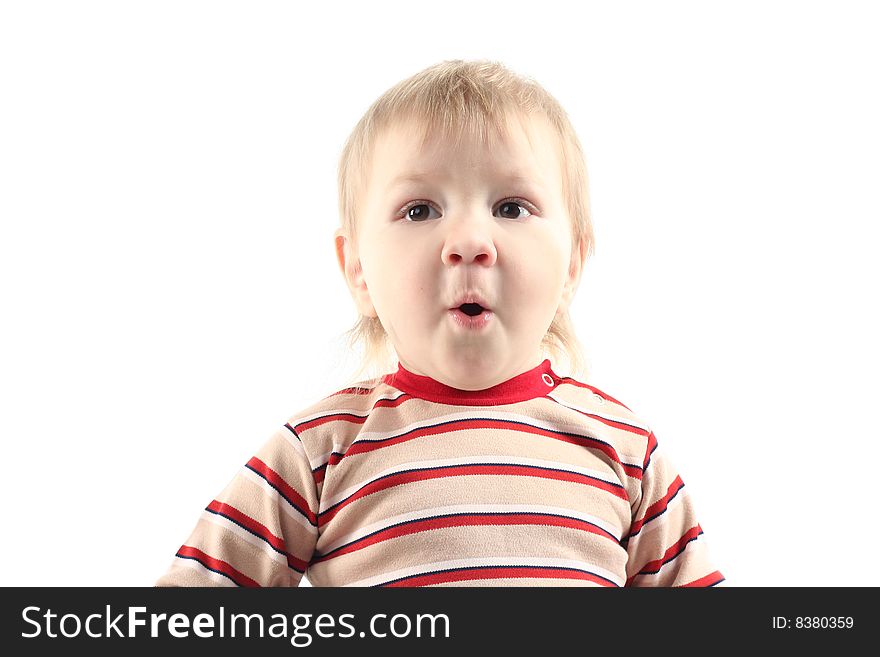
[[335, 59, 595, 385]]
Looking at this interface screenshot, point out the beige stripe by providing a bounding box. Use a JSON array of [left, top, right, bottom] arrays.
[[320, 502, 623, 554], [171, 557, 238, 587], [319, 454, 623, 511], [240, 467, 319, 534], [346, 555, 624, 587]]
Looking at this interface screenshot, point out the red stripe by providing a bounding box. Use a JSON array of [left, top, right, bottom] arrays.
[[374, 395, 410, 409], [679, 571, 725, 587], [312, 513, 619, 564], [580, 412, 649, 436], [207, 500, 287, 552], [292, 393, 408, 434], [176, 545, 260, 587], [319, 464, 628, 524], [325, 418, 634, 477], [385, 566, 618, 587], [205, 501, 309, 572], [629, 475, 685, 537], [560, 400, 648, 436], [626, 524, 703, 585], [295, 412, 368, 433], [246, 457, 317, 526]]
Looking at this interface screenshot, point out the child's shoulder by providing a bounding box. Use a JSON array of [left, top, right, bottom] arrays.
[[550, 372, 649, 427], [553, 374, 635, 411], [538, 375, 661, 487], [276, 374, 397, 450]]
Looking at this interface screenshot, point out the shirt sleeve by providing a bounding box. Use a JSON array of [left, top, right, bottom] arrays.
[[155, 424, 320, 587], [624, 431, 725, 587]]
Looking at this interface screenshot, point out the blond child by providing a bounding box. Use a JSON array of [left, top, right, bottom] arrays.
[[156, 59, 724, 587]]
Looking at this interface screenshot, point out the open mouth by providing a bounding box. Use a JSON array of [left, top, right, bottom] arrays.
[[449, 301, 493, 330], [458, 303, 485, 317], [448, 294, 493, 330]]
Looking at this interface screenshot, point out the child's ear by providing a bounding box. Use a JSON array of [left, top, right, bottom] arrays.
[[334, 228, 378, 318]]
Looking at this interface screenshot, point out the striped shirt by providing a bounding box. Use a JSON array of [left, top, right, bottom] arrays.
[[156, 359, 724, 587]]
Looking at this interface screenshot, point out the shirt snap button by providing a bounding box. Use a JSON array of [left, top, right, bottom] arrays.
[[542, 373, 554, 387]]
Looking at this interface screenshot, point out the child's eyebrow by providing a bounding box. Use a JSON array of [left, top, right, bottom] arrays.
[[385, 171, 545, 193], [385, 172, 434, 191]]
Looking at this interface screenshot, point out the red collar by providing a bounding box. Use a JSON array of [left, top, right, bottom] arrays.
[[383, 359, 560, 405]]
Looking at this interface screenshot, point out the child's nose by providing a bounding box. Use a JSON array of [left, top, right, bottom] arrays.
[[440, 213, 498, 267]]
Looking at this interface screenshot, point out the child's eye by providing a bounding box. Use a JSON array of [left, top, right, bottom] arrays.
[[400, 202, 440, 222], [494, 199, 533, 220], [398, 198, 535, 222]]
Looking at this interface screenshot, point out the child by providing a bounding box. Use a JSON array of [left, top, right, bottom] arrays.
[[156, 59, 724, 587]]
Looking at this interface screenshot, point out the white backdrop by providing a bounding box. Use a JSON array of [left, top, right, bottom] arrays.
[[2, 0, 877, 587]]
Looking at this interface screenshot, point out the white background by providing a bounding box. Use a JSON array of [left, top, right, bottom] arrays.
[[2, 1, 878, 587]]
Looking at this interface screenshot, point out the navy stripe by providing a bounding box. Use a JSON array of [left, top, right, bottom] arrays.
[[174, 553, 240, 586], [637, 530, 703, 576], [243, 462, 317, 527], [627, 482, 685, 540], [320, 462, 627, 517], [283, 422, 303, 440], [549, 396, 647, 433], [644, 439, 658, 471], [291, 412, 370, 432], [203, 506, 304, 573], [344, 417, 642, 472], [313, 511, 618, 559]]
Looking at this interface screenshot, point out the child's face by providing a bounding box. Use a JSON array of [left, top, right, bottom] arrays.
[[336, 112, 582, 390]]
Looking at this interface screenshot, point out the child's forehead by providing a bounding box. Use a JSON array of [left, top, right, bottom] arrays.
[[380, 110, 549, 153], [371, 112, 560, 185]]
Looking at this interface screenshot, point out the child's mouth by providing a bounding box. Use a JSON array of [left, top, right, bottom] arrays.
[[459, 303, 484, 317], [449, 304, 493, 330]]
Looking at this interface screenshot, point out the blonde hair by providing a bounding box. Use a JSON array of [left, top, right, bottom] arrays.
[[335, 59, 595, 385]]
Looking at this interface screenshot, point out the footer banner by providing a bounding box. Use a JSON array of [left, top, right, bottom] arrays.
[[0, 587, 871, 653]]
